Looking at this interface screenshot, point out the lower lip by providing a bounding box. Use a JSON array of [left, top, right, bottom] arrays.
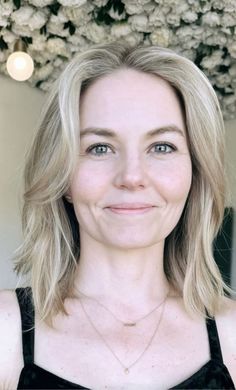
[[106, 207, 154, 215]]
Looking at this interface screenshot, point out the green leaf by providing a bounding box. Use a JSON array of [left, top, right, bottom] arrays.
[[40, 25, 47, 35], [22, 37, 32, 45], [48, 1, 61, 15], [35, 80, 43, 88], [0, 37, 8, 50], [13, 0, 21, 10], [112, 0, 125, 15], [64, 21, 76, 35]]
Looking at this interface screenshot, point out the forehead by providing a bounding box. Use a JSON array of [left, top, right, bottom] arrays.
[[79, 68, 186, 134]]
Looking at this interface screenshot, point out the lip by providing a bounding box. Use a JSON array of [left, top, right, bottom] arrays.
[[105, 203, 155, 215]]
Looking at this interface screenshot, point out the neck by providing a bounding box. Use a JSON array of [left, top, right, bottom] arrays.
[[73, 234, 170, 310]]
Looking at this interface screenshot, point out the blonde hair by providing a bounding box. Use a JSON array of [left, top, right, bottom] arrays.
[[15, 40, 232, 325]]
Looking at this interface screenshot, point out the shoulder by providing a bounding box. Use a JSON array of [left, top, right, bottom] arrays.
[[0, 289, 23, 388], [215, 296, 236, 384]]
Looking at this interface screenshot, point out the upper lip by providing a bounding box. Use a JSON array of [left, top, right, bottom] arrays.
[[106, 203, 155, 209]]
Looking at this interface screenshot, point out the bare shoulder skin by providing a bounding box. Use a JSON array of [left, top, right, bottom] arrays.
[[216, 296, 236, 384], [0, 290, 23, 389]]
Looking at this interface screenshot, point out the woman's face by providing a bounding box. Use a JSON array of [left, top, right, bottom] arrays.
[[69, 68, 192, 250]]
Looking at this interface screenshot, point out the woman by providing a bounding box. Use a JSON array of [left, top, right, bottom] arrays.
[[0, 41, 235, 389]]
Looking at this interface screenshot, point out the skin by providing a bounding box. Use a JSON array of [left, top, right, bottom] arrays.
[[69, 68, 192, 309]]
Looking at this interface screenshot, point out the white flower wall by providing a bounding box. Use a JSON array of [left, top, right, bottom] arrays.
[[0, 0, 236, 119]]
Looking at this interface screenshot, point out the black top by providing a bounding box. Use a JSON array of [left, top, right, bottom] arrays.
[[16, 287, 235, 389]]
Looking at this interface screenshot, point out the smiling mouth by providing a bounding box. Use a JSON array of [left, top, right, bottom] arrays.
[[105, 205, 155, 215]]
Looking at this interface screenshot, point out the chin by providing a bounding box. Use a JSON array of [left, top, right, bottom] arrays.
[[103, 235, 164, 250]]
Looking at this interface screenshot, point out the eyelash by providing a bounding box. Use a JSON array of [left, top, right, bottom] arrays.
[[86, 142, 176, 156], [86, 143, 113, 156], [151, 143, 176, 154]]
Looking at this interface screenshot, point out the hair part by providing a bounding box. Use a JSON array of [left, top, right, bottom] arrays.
[[14, 40, 232, 326]]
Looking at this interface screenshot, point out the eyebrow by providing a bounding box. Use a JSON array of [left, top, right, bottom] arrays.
[[80, 125, 185, 138]]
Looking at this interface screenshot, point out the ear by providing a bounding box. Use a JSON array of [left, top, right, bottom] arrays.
[[64, 192, 73, 203]]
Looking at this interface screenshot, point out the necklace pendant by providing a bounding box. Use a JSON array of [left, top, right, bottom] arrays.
[[123, 322, 136, 327], [124, 368, 129, 374]]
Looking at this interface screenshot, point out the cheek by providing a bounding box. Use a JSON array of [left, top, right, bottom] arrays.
[[70, 162, 112, 202], [154, 160, 192, 203]]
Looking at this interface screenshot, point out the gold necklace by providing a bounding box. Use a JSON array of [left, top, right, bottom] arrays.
[[79, 293, 168, 374], [75, 287, 168, 327]]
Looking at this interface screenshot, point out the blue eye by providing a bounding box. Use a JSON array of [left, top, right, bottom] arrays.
[[87, 144, 112, 156], [152, 143, 175, 154]]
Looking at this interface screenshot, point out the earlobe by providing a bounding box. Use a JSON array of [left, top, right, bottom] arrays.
[[64, 194, 73, 203]]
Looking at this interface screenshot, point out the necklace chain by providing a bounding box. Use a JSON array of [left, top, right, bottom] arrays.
[[75, 287, 168, 326], [78, 292, 168, 374]]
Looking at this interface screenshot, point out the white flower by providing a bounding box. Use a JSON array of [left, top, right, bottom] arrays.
[[28, 11, 48, 31], [149, 8, 166, 27], [165, 0, 181, 6], [176, 2, 189, 14], [221, 13, 236, 28], [180, 49, 196, 62], [53, 58, 64, 67], [111, 23, 132, 38], [166, 13, 181, 27], [108, 8, 126, 21], [201, 50, 224, 70], [205, 33, 227, 47], [123, 0, 151, 15], [228, 41, 236, 59], [82, 22, 107, 43], [92, 0, 108, 6], [50, 10, 68, 24], [224, 95, 236, 107], [39, 81, 52, 91], [123, 32, 144, 47], [202, 12, 221, 27], [153, 0, 165, 5], [58, 0, 87, 6], [1, 29, 16, 43], [0, 2, 13, 26], [129, 13, 151, 32], [28, 0, 54, 6], [29, 34, 47, 51], [0, 16, 8, 27], [0, 50, 6, 62], [224, 0, 236, 13], [150, 27, 172, 47], [11, 6, 34, 25], [189, 1, 211, 13], [221, 27, 233, 36], [34, 63, 54, 80], [67, 33, 88, 47], [47, 20, 70, 37], [63, 4, 93, 27], [46, 37, 70, 57], [175, 26, 193, 42], [11, 23, 33, 36], [212, 0, 224, 10], [229, 64, 236, 77], [0, 2, 13, 17], [183, 38, 200, 50], [192, 26, 205, 40], [182, 10, 198, 24], [142, 1, 157, 14], [216, 73, 231, 87]]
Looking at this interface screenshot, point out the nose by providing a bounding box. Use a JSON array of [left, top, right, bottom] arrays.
[[114, 154, 149, 190]]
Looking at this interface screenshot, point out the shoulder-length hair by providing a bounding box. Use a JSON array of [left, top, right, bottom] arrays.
[[15, 40, 231, 325]]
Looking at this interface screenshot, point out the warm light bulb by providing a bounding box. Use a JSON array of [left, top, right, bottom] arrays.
[[6, 51, 34, 81]]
